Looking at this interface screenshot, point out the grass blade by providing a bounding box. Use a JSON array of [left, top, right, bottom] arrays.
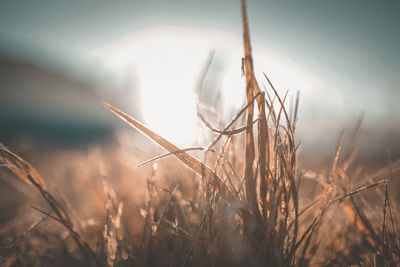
[[102, 101, 231, 197]]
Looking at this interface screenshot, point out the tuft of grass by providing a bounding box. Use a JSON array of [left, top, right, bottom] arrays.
[[0, 0, 399, 266]]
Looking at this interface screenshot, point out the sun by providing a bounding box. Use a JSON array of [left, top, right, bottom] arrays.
[[92, 27, 245, 146], [93, 27, 213, 146], [92, 26, 321, 147]]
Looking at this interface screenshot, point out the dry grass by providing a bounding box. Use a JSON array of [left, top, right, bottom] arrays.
[[0, 0, 399, 266]]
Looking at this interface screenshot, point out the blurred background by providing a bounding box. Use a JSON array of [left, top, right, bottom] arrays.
[[0, 0, 399, 171]]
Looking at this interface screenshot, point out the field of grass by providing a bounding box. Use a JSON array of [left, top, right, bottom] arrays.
[[0, 1, 399, 266]]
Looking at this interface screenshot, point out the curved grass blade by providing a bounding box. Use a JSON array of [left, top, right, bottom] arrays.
[[102, 101, 232, 197], [0, 143, 46, 189]]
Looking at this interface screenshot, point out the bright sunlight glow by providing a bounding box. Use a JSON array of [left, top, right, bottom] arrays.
[[92, 26, 322, 146]]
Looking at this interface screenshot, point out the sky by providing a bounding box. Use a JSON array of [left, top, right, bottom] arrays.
[[0, 0, 399, 160], [1, 0, 399, 77]]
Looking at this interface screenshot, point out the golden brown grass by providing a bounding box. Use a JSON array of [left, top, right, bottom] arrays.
[[0, 0, 399, 266]]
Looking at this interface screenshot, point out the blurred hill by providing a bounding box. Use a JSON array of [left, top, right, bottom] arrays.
[[0, 52, 141, 146]]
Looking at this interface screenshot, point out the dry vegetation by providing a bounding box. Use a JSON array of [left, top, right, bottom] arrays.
[[0, 1, 399, 266]]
